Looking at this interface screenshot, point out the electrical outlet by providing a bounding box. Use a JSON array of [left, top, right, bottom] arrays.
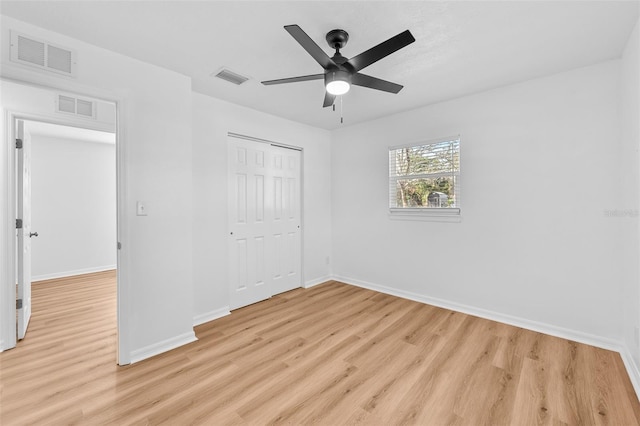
[[325, 256, 330, 265]]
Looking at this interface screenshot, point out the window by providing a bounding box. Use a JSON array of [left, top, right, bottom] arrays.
[[389, 136, 460, 217]]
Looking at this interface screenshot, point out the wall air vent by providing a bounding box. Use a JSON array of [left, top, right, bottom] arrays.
[[10, 30, 77, 77], [76, 99, 94, 117], [56, 94, 96, 119], [213, 68, 250, 85]]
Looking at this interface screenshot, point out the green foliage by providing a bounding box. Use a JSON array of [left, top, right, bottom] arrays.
[[396, 177, 455, 207]]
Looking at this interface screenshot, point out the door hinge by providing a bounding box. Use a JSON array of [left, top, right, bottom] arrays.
[[16, 138, 23, 149], [16, 219, 23, 229], [16, 299, 23, 310], [117, 242, 122, 250]]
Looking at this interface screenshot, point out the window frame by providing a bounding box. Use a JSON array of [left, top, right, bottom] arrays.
[[388, 135, 461, 222]]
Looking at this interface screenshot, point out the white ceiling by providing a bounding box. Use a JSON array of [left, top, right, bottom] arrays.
[[1, 1, 638, 130]]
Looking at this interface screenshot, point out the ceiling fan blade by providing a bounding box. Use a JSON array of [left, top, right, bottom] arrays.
[[261, 74, 324, 85], [351, 73, 403, 94], [346, 30, 415, 72], [323, 91, 336, 108], [284, 25, 337, 70]]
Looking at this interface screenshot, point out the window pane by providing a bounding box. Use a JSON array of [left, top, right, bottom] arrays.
[[389, 137, 460, 213], [392, 140, 459, 177], [394, 176, 458, 208]]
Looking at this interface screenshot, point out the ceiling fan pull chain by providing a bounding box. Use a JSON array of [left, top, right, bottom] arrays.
[[340, 96, 344, 124]]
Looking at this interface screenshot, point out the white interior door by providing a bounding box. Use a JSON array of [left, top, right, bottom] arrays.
[[228, 137, 302, 310], [270, 146, 302, 296], [16, 119, 33, 340]]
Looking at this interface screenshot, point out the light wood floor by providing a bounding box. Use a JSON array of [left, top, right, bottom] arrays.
[[1, 271, 639, 425]]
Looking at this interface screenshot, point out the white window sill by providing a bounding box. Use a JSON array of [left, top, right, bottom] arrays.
[[388, 208, 462, 223]]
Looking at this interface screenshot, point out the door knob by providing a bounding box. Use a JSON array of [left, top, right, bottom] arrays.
[[29, 232, 38, 238]]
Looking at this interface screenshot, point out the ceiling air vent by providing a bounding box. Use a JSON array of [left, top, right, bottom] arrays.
[[213, 68, 249, 85], [56, 94, 96, 119], [10, 30, 77, 77]]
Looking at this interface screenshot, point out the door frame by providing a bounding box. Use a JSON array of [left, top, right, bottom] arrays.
[[0, 82, 130, 365], [16, 119, 32, 340]]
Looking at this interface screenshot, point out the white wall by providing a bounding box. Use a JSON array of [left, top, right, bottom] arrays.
[[0, 15, 194, 362], [620, 18, 640, 369], [332, 60, 624, 344], [30, 133, 116, 281], [192, 93, 332, 324]]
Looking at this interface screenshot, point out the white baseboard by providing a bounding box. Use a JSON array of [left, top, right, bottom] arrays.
[[335, 274, 640, 401], [620, 346, 640, 400], [129, 331, 197, 364], [333, 275, 623, 353], [32, 265, 117, 282], [304, 275, 332, 289], [193, 306, 230, 327]]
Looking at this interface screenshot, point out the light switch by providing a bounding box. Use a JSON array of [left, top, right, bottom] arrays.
[[136, 201, 148, 216]]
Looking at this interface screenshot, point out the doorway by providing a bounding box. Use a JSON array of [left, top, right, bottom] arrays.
[[227, 134, 303, 310], [14, 118, 117, 344], [0, 79, 124, 362]]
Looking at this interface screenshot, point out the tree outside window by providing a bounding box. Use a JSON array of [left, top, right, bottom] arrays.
[[389, 138, 460, 210]]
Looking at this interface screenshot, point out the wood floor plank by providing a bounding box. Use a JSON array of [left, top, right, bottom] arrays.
[[1, 271, 638, 425], [359, 334, 445, 415]]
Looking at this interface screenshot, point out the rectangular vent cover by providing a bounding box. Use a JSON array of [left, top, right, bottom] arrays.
[[17, 35, 45, 66], [56, 94, 96, 119], [214, 68, 249, 85], [11, 30, 77, 77], [76, 99, 94, 117]]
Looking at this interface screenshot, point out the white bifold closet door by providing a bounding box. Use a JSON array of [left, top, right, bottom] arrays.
[[228, 136, 302, 310]]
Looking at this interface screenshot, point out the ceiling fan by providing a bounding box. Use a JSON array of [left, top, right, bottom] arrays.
[[261, 25, 415, 108]]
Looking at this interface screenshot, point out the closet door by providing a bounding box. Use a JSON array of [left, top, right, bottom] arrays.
[[228, 137, 301, 310]]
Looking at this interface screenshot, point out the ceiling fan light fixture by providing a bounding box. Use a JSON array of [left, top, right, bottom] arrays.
[[326, 80, 350, 95], [325, 70, 351, 95]]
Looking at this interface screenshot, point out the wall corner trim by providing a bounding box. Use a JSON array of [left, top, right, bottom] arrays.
[[304, 276, 332, 289], [129, 331, 197, 364], [620, 345, 640, 400], [193, 307, 231, 327]]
